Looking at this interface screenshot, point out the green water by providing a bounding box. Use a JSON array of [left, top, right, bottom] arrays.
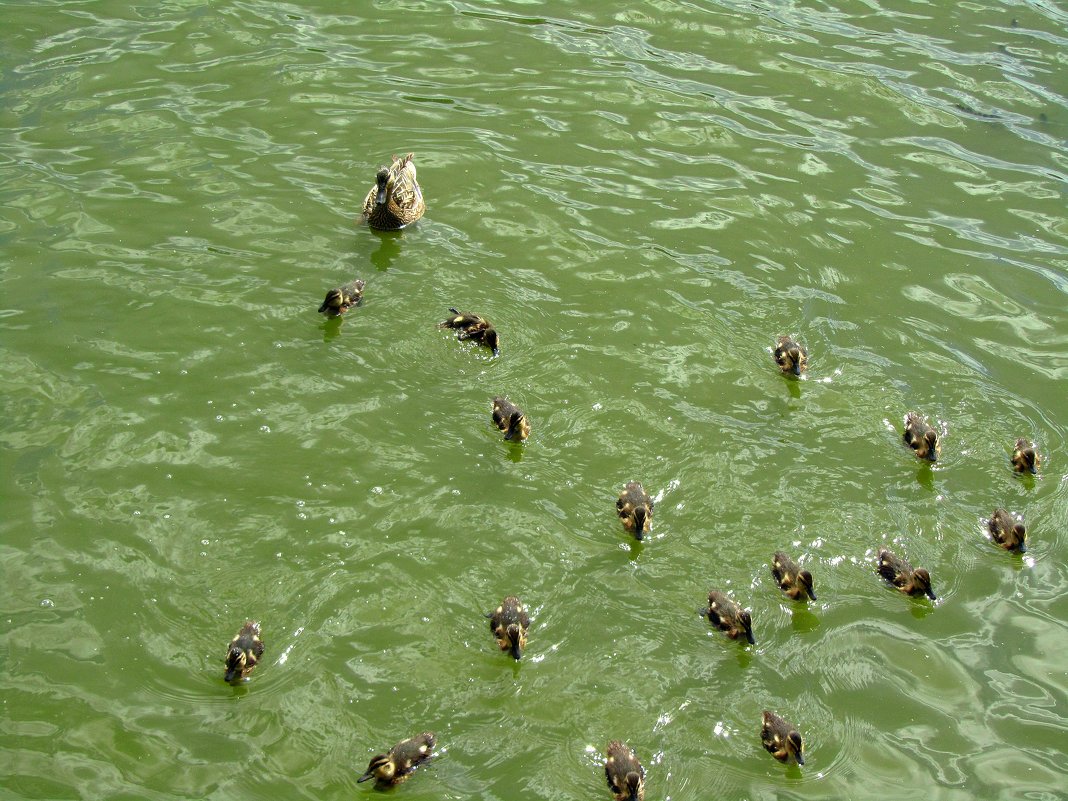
[[2, 1, 1067, 799]]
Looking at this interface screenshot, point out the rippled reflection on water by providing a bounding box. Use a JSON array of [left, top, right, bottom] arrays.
[[2, 0, 1066, 799]]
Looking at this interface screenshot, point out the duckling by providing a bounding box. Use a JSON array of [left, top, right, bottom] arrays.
[[604, 740, 645, 801], [223, 621, 264, 684], [903, 412, 940, 462], [877, 548, 936, 600], [616, 482, 653, 541], [761, 711, 805, 766], [773, 335, 807, 376], [492, 396, 530, 442], [318, 279, 366, 317], [487, 595, 530, 660], [438, 308, 499, 356], [1011, 438, 1038, 474], [987, 508, 1026, 553], [361, 152, 425, 230], [357, 732, 435, 786], [771, 551, 816, 601], [704, 590, 755, 644]]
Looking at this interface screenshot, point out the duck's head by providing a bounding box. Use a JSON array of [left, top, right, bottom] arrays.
[[484, 327, 500, 357], [632, 506, 648, 541], [786, 347, 804, 375], [786, 730, 805, 765], [358, 754, 394, 783], [318, 288, 343, 315], [798, 569, 816, 601], [503, 411, 527, 441], [622, 771, 643, 801], [740, 610, 755, 644], [505, 622, 523, 660], [923, 430, 939, 461], [913, 568, 936, 600], [1012, 523, 1027, 552], [224, 646, 248, 683], [374, 168, 391, 205]]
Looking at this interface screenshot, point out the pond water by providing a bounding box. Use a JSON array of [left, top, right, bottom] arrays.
[[2, 1, 1067, 799]]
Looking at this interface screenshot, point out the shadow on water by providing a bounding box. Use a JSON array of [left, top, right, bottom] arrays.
[[914, 464, 936, 492], [790, 606, 821, 634], [909, 598, 937, 621], [368, 230, 404, 272], [503, 441, 525, 464], [782, 376, 802, 400], [320, 316, 344, 342]]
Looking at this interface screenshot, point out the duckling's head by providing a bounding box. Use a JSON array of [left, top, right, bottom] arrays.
[[740, 610, 755, 644], [1012, 523, 1027, 552], [318, 288, 343, 315], [913, 568, 936, 600], [786, 347, 803, 375], [505, 623, 524, 660], [622, 771, 643, 801], [224, 646, 248, 683], [358, 754, 393, 783], [798, 569, 816, 601], [632, 506, 648, 541], [485, 327, 500, 357], [786, 730, 804, 765], [503, 411, 526, 441], [374, 168, 391, 205], [923, 430, 939, 461]]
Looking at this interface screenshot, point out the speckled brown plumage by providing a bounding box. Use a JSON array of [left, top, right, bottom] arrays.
[[771, 551, 816, 601], [604, 740, 645, 801], [357, 732, 435, 786], [705, 590, 755, 644], [224, 621, 264, 684], [361, 153, 425, 230], [761, 711, 805, 765], [903, 412, 940, 462], [877, 548, 935, 599], [487, 595, 530, 660], [616, 482, 653, 540]]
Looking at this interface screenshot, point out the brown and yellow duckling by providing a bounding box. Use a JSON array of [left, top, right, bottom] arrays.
[[877, 548, 936, 600], [987, 508, 1026, 553], [492, 396, 530, 442], [357, 732, 435, 786], [903, 411, 940, 462], [487, 595, 530, 661], [318, 279, 366, 317], [361, 152, 425, 230], [1011, 438, 1039, 474], [223, 621, 264, 684], [704, 590, 755, 644], [761, 711, 805, 766], [616, 482, 653, 541], [771, 551, 816, 601], [604, 740, 645, 801], [439, 308, 499, 356], [773, 335, 808, 376]]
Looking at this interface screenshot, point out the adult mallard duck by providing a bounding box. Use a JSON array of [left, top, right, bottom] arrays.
[[318, 279, 366, 317], [223, 621, 264, 684], [987, 508, 1026, 553], [439, 308, 499, 356], [877, 548, 935, 599], [492, 396, 530, 441], [1011, 438, 1039, 474], [604, 740, 645, 801], [761, 711, 804, 765], [903, 412, 940, 462], [704, 590, 755, 644], [773, 335, 807, 376], [361, 153, 425, 230], [616, 482, 653, 541], [357, 732, 436, 786], [487, 595, 530, 660], [771, 551, 816, 601]]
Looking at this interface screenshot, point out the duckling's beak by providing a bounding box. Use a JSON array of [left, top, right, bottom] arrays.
[[791, 360, 802, 376], [806, 587, 817, 602], [510, 639, 522, 660], [633, 509, 646, 541], [925, 451, 937, 462], [356, 772, 374, 784], [925, 587, 937, 601], [224, 667, 240, 683], [743, 616, 755, 645], [796, 753, 805, 766], [375, 184, 388, 206]]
